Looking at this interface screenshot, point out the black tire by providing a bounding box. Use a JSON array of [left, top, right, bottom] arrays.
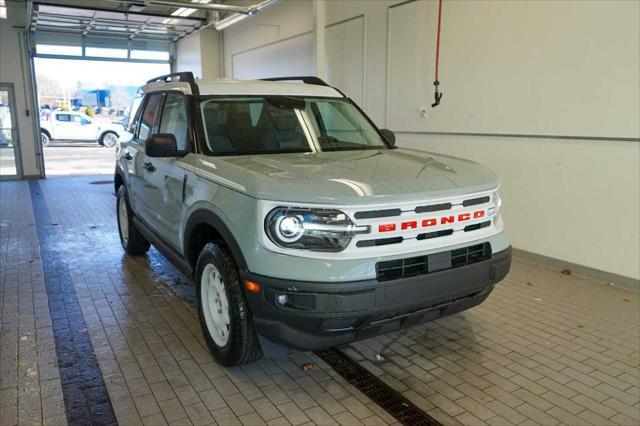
[[100, 131, 118, 148], [196, 243, 262, 366], [116, 186, 150, 255], [41, 131, 50, 146]]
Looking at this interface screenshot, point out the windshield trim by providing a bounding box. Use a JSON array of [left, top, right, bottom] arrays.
[[195, 95, 393, 157]]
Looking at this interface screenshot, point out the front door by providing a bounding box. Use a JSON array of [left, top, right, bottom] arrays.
[[0, 84, 23, 179], [140, 92, 192, 249]]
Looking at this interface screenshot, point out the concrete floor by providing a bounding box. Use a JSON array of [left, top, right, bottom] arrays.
[[0, 175, 638, 426]]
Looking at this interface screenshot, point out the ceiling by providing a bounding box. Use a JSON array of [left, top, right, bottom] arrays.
[[30, 1, 208, 43]]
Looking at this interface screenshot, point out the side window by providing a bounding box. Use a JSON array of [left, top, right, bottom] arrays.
[[158, 92, 188, 151], [137, 93, 163, 142], [80, 117, 91, 125], [56, 114, 70, 122], [127, 94, 144, 133]]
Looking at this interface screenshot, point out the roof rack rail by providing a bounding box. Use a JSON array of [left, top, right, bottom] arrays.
[[261, 76, 330, 87], [147, 72, 199, 95]]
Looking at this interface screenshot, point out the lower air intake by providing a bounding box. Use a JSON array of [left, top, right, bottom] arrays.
[[376, 243, 491, 281]]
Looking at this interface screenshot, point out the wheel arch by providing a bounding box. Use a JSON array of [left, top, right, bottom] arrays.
[[40, 128, 51, 138], [114, 167, 125, 195], [184, 209, 248, 275]]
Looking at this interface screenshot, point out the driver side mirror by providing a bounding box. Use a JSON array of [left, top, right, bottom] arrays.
[[380, 128, 396, 147], [145, 133, 187, 157]]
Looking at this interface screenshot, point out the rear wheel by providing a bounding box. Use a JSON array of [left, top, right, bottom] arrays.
[[41, 131, 50, 146], [100, 131, 118, 148], [116, 186, 150, 255], [196, 243, 262, 366]]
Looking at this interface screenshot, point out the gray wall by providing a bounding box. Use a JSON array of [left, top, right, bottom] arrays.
[[221, 0, 640, 281], [0, 3, 41, 178]]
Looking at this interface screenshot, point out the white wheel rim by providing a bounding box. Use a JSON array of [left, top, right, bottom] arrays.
[[41, 134, 49, 145], [201, 263, 231, 346], [118, 196, 129, 245], [103, 133, 117, 147]]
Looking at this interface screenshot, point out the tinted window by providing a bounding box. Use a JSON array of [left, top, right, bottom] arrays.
[[200, 97, 309, 155], [159, 93, 188, 151], [199, 97, 387, 155], [56, 114, 71, 122], [307, 101, 384, 150], [138, 93, 163, 142], [127, 94, 144, 132]]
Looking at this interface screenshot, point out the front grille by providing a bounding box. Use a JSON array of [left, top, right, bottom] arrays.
[[376, 243, 491, 281]]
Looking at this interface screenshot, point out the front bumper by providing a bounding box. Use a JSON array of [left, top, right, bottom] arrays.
[[243, 246, 512, 350]]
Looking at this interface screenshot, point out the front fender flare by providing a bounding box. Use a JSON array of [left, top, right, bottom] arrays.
[[184, 209, 248, 271]]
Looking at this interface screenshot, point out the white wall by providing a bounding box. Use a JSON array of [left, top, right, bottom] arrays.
[[222, 0, 314, 79], [220, 0, 640, 281], [0, 3, 41, 178], [176, 28, 222, 80]]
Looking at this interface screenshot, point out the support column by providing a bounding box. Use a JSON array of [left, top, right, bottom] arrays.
[[313, 0, 326, 79]]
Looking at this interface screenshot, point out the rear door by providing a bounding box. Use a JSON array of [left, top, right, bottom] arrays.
[[52, 113, 74, 139], [140, 92, 193, 249]]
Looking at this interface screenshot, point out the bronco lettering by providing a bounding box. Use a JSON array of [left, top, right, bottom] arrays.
[[378, 209, 486, 233]]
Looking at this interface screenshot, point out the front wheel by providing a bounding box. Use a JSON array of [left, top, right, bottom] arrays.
[[116, 186, 150, 255], [196, 243, 262, 366], [100, 131, 118, 148]]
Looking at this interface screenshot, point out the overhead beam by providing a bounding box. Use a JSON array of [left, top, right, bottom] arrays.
[[104, 0, 252, 15]]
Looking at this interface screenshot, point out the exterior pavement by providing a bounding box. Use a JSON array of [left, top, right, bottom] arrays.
[[0, 175, 638, 426]]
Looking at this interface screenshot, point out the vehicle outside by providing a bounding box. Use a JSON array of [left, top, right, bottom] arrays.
[[114, 73, 512, 366], [40, 110, 123, 147]]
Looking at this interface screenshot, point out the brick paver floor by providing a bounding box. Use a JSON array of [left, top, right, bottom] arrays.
[[0, 175, 638, 425]]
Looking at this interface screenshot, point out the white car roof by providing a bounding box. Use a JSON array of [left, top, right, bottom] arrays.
[[141, 78, 343, 98]]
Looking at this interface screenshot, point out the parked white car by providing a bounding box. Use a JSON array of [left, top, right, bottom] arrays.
[[40, 111, 124, 147]]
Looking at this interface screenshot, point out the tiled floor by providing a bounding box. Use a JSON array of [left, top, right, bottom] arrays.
[[0, 175, 638, 426]]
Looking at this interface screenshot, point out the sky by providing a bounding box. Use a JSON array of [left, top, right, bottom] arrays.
[[34, 58, 171, 88]]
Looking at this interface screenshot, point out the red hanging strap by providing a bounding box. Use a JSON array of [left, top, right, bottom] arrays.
[[432, 0, 444, 108]]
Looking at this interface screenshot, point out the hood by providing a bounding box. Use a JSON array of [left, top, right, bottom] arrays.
[[194, 148, 499, 205]]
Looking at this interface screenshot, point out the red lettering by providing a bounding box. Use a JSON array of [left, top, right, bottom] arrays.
[[458, 213, 471, 221], [422, 218, 437, 227], [473, 210, 485, 219], [379, 224, 396, 232], [401, 221, 417, 230], [440, 215, 455, 224]]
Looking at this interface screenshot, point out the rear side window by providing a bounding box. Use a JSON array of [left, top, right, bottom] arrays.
[[137, 93, 163, 142], [159, 93, 188, 151], [56, 114, 71, 122], [127, 94, 144, 132]]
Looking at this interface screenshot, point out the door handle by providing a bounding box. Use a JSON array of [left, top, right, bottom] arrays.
[[123, 152, 133, 161], [143, 161, 156, 172]]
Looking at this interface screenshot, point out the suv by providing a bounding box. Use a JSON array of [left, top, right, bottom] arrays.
[[114, 72, 511, 366], [40, 111, 123, 147]]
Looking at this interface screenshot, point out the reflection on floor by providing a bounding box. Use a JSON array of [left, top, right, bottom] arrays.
[[0, 175, 638, 426], [0, 146, 17, 176]]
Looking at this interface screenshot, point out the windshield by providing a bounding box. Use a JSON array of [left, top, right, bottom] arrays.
[[199, 96, 388, 155]]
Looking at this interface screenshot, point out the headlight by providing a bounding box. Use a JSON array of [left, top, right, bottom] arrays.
[[265, 207, 370, 252], [489, 191, 502, 219]]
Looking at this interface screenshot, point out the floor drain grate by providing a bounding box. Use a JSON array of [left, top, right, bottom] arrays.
[[315, 347, 441, 426], [89, 180, 113, 185]]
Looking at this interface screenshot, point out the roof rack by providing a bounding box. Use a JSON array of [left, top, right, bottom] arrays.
[[146, 72, 199, 95], [261, 76, 330, 87]]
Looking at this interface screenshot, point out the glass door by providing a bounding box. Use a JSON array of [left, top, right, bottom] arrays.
[[0, 83, 22, 179]]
